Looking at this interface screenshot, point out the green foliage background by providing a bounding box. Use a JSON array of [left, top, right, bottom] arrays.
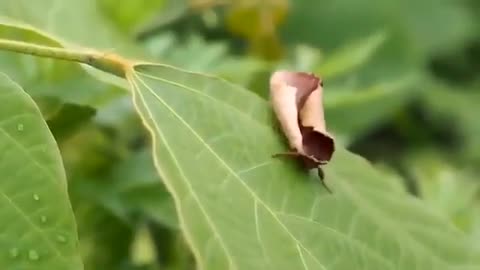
[[0, 0, 479, 269]]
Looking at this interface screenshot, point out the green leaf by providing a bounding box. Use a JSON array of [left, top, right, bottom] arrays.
[[71, 194, 132, 270], [317, 31, 388, 80], [134, 0, 190, 39], [0, 18, 128, 107], [83, 149, 179, 229], [127, 64, 479, 269], [46, 103, 96, 140], [99, 0, 166, 35], [403, 150, 480, 233], [0, 0, 142, 55], [0, 73, 82, 269], [144, 33, 267, 85], [0, 0, 144, 111], [324, 75, 419, 142], [421, 81, 480, 163], [282, 0, 475, 69]]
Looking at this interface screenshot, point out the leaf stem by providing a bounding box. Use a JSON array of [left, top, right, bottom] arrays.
[[0, 38, 132, 77]]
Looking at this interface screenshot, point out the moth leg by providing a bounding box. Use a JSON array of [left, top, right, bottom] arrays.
[[317, 168, 332, 193]]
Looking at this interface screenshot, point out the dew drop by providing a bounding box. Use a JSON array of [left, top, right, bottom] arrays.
[[28, 250, 39, 261], [56, 235, 67, 243], [9, 248, 19, 258], [33, 194, 40, 201], [17, 124, 24, 131], [40, 216, 47, 223]]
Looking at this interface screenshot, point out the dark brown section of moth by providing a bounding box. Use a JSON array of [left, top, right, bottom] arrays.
[[299, 126, 335, 169]]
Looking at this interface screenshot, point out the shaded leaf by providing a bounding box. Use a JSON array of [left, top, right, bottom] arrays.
[[68, 148, 178, 229], [421, 81, 480, 163], [0, 0, 142, 55], [0, 18, 127, 108], [71, 193, 133, 270], [107, 150, 178, 229], [404, 150, 480, 233], [126, 64, 479, 269], [317, 31, 388, 80], [47, 103, 96, 140], [145, 33, 267, 85], [324, 76, 419, 142], [282, 0, 475, 72], [0, 73, 83, 269], [99, 0, 166, 35], [135, 0, 190, 40]]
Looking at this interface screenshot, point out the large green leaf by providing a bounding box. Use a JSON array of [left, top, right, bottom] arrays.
[[127, 64, 479, 269], [0, 73, 82, 269]]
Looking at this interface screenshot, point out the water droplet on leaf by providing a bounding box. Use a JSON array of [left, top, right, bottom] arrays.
[[56, 235, 67, 243], [28, 250, 39, 260], [9, 248, 19, 258], [17, 124, 24, 131], [40, 216, 47, 223]]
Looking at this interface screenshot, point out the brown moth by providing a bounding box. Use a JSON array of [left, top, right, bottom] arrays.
[[269, 70, 335, 192]]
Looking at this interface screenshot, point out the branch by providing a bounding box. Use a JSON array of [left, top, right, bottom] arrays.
[[0, 39, 132, 77]]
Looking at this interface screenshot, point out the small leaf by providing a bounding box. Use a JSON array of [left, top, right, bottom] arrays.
[[126, 63, 479, 269], [47, 103, 96, 140], [0, 73, 83, 269], [130, 224, 157, 266]]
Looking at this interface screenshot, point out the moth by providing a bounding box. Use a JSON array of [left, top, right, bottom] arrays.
[[269, 70, 335, 192]]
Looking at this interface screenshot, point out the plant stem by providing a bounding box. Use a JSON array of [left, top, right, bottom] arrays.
[[0, 39, 132, 77]]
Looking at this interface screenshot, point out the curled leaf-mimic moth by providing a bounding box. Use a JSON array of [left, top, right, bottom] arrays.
[[270, 70, 335, 193]]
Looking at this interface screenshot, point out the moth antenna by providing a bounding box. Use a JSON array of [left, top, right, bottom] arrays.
[[317, 168, 332, 193]]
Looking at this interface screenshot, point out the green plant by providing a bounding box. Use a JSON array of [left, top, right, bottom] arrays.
[[1, 1, 479, 270]]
